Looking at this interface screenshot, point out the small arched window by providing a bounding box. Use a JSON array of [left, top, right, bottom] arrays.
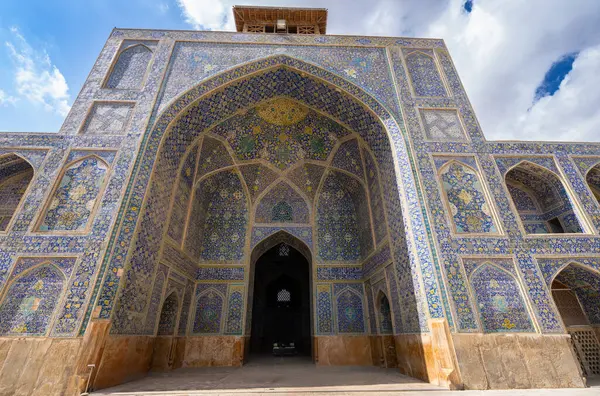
[[0, 154, 34, 231], [505, 162, 583, 234], [278, 243, 290, 257], [277, 288, 291, 302]]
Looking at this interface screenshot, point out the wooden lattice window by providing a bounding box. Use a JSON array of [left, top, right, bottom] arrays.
[[246, 25, 265, 33], [569, 328, 600, 377], [298, 25, 316, 34]]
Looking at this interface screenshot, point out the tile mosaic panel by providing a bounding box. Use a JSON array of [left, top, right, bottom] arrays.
[[316, 283, 333, 334], [420, 109, 466, 142], [105, 40, 157, 90], [211, 98, 348, 170], [196, 266, 245, 281], [317, 171, 372, 262], [177, 281, 193, 335], [143, 264, 167, 334], [224, 284, 244, 335], [193, 288, 224, 334], [364, 281, 377, 334], [255, 181, 309, 224], [288, 163, 325, 203], [384, 264, 404, 334], [188, 170, 248, 262], [239, 164, 279, 203], [438, 161, 498, 234], [362, 147, 387, 244], [38, 156, 109, 232], [157, 291, 179, 335], [167, 145, 198, 243], [316, 266, 362, 281], [80, 102, 135, 135], [403, 49, 446, 97], [334, 284, 365, 334], [0, 264, 65, 336], [332, 139, 364, 180], [195, 137, 234, 180], [250, 226, 312, 251], [466, 261, 535, 333]]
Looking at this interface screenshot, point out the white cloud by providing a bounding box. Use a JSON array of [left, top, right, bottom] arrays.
[[423, 0, 600, 142], [5, 27, 71, 117], [0, 89, 18, 106], [176, 0, 236, 31], [174, 0, 600, 142], [158, 2, 170, 14]]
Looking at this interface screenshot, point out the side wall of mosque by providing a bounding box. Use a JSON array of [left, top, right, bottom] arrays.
[[0, 29, 598, 394]]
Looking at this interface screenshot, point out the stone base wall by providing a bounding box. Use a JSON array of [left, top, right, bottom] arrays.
[[182, 336, 245, 367], [92, 335, 155, 390], [314, 335, 373, 366], [0, 337, 81, 396], [452, 333, 585, 389]]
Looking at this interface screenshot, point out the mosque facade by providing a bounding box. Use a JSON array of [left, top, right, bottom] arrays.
[[0, 6, 599, 395]]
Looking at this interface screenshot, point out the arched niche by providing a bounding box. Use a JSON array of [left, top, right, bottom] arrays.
[[247, 231, 312, 358], [586, 163, 600, 204], [157, 291, 180, 336], [550, 263, 600, 377], [0, 264, 65, 336], [469, 263, 534, 333], [38, 155, 109, 232], [316, 170, 373, 261], [505, 161, 584, 234], [193, 288, 225, 334], [403, 50, 447, 97], [105, 43, 154, 90], [438, 160, 498, 234], [377, 291, 394, 335], [0, 153, 34, 231], [254, 180, 310, 224], [107, 55, 417, 338]]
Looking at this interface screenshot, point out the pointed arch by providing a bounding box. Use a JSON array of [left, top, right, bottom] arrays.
[[254, 179, 310, 224], [316, 169, 373, 261], [585, 161, 600, 203], [550, 262, 600, 376], [469, 263, 534, 333], [403, 49, 447, 97], [250, 230, 312, 264], [438, 159, 499, 234], [0, 153, 34, 231], [105, 42, 154, 90], [157, 290, 180, 336], [102, 54, 430, 337], [185, 168, 249, 262], [376, 290, 393, 334], [505, 160, 584, 234], [0, 263, 66, 336], [37, 154, 110, 232], [192, 287, 225, 334], [334, 285, 366, 334]]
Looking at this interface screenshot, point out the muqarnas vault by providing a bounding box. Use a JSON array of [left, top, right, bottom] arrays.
[[0, 5, 599, 395]]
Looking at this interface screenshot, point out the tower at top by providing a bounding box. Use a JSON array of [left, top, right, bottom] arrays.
[[232, 5, 328, 34]]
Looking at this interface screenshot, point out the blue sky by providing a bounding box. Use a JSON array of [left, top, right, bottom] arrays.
[[1, 0, 600, 141]]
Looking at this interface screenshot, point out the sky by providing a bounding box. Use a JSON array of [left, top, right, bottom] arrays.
[[1, 0, 600, 142]]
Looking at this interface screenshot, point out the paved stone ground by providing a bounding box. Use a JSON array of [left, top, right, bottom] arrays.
[[92, 356, 600, 396]]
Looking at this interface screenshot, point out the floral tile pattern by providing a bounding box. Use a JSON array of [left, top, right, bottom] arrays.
[[3, 28, 600, 348]]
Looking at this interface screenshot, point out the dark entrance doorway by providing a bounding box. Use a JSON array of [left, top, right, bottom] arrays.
[[250, 242, 311, 357]]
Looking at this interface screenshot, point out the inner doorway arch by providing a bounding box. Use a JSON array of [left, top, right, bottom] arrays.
[[247, 231, 313, 360]]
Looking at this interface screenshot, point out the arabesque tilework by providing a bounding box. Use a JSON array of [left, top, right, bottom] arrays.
[[1, 27, 600, 355]]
